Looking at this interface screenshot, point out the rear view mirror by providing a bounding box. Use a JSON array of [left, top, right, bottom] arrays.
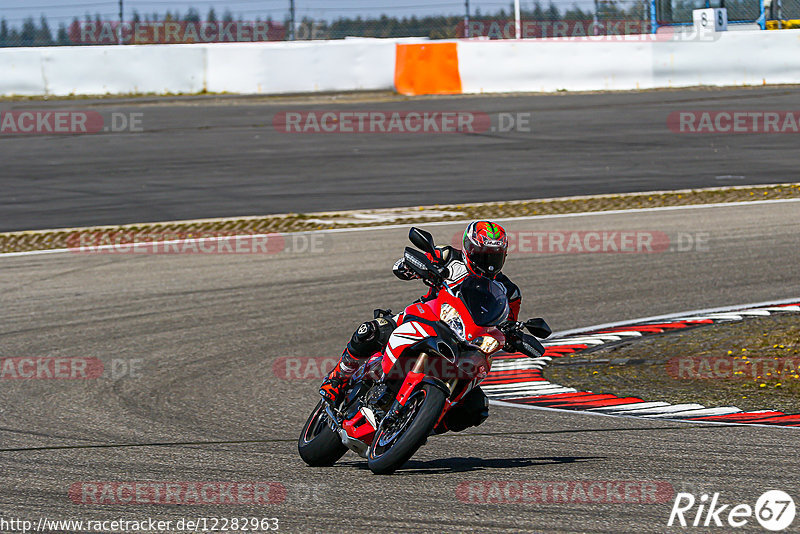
[[525, 318, 552, 339], [409, 227, 435, 254]]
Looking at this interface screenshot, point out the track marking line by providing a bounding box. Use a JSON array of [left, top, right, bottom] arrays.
[[2, 196, 799, 259], [489, 400, 800, 430]]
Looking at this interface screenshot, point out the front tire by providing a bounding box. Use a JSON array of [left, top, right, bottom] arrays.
[[367, 383, 446, 475], [298, 400, 348, 466]]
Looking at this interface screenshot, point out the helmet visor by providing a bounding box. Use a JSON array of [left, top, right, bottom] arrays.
[[468, 248, 505, 275]]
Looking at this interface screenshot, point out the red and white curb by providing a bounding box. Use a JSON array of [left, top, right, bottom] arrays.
[[485, 298, 800, 427]]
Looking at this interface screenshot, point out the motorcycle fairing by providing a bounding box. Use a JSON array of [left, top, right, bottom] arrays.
[[381, 320, 437, 374]]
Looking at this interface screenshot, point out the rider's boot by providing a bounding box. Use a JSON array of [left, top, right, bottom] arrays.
[[319, 348, 360, 404]]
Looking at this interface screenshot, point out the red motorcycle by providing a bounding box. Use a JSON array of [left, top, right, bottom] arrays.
[[298, 227, 551, 474]]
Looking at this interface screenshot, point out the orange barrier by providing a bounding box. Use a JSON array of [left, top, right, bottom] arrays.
[[394, 42, 462, 96]]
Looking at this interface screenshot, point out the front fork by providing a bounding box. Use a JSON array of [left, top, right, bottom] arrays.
[[382, 353, 427, 426], [396, 352, 429, 405], [383, 353, 457, 426]]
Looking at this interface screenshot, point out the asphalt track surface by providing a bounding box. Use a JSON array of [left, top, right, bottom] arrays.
[[2, 86, 800, 232], [1, 200, 799, 533]]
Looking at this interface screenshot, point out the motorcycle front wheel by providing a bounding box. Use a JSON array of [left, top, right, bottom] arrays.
[[367, 383, 446, 475], [298, 400, 348, 466]]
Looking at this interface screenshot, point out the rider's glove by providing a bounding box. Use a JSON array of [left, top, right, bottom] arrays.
[[425, 248, 447, 267], [502, 331, 521, 353], [499, 320, 523, 335], [424, 248, 450, 285], [499, 321, 524, 352]]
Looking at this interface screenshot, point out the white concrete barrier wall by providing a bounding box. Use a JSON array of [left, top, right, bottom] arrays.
[[652, 29, 800, 87], [206, 39, 397, 94], [457, 40, 655, 92], [42, 45, 206, 95], [458, 29, 800, 93], [0, 39, 397, 97], [1, 30, 800, 96], [0, 49, 49, 95]]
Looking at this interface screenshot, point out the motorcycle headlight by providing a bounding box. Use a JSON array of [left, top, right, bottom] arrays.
[[440, 303, 466, 341], [474, 335, 500, 354]]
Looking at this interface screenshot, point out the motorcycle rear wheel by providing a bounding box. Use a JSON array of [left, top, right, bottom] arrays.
[[367, 383, 446, 475], [298, 400, 348, 466]]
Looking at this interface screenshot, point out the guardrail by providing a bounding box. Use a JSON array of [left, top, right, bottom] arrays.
[[2, 30, 800, 97], [0, 39, 398, 96], [396, 29, 800, 94]]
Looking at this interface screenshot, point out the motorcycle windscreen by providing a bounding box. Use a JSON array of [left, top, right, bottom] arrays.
[[457, 275, 510, 327]]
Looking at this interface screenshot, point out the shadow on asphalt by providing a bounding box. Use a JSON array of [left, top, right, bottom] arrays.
[[460, 424, 726, 438], [342, 455, 603, 474]]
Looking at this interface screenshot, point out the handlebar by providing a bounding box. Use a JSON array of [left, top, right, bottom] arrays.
[[500, 319, 548, 358], [403, 247, 447, 288]]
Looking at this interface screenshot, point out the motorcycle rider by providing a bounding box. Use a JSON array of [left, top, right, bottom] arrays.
[[319, 220, 522, 432]]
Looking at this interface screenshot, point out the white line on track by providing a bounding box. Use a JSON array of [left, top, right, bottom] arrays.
[[2, 196, 799, 259], [552, 299, 800, 338], [489, 400, 799, 430]]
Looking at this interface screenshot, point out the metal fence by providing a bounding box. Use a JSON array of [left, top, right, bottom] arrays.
[[0, 0, 792, 47], [655, 0, 766, 24]]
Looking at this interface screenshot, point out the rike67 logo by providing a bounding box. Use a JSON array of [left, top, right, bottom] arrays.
[[668, 490, 796, 531]]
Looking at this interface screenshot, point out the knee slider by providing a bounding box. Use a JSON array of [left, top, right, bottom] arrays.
[[348, 320, 382, 358], [353, 320, 379, 344]]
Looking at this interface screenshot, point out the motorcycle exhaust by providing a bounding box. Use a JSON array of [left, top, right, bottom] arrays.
[[325, 401, 373, 459], [339, 428, 369, 458]]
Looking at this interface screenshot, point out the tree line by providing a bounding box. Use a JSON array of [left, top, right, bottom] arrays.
[[0, 1, 763, 47]]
